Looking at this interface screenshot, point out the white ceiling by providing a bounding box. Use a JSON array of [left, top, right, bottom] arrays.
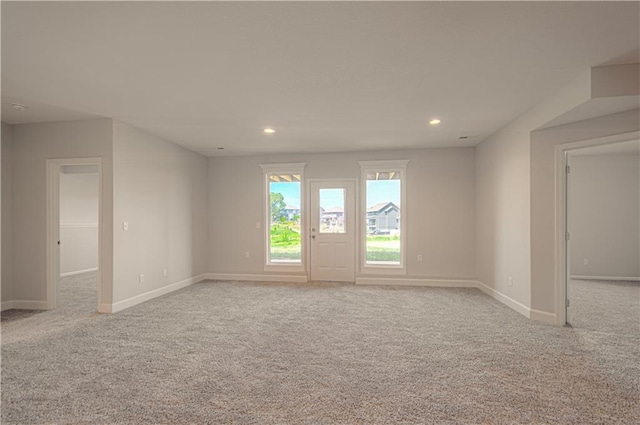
[[539, 96, 640, 130], [2, 1, 639, 157]]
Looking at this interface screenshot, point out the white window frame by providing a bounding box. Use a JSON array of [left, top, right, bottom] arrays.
[[259, 163, 306, 272], [359, 160, 408, 275]]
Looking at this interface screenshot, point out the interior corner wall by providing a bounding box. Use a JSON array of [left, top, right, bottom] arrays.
[[112, 121, 208, 305], [530, 109, 640, 312], [9, 119, 114, 305], [568, 153, 640, 279], [59, 171, 99, 275], [475, 71, 592, 313], [2, 123, 14, 304], [475, 123, 532, 308], [207, 148, 476, 279]]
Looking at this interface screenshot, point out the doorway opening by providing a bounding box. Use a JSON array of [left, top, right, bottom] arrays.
[[564, 140, 639, 330], [46, 158, 102, 312]]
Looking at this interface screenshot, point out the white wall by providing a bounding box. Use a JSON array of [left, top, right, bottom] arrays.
[[475, 122, 533, 309], [568, 153, 639, 278], [477, 64, 639, 321], [530, 110, 640, 312], [530, 110, 640, 313], [2, 123, 14, 304], [208, 148, 476, 279], [9, 119, 114, 305], [5, 118, 208, 311], [59, 170, 99, 275], [475, 70, 592, 312], [112, 121, 208, 305]]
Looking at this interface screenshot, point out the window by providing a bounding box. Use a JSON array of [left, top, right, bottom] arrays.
[[359, 160, 408, 272], [260, 163, 306, 270], [319, 188, 346, 234]]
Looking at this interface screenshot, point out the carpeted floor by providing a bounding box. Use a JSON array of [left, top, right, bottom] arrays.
[[568, 278, 639, 332], [1, 271, 98, 323], [1, 277, 638, 424]]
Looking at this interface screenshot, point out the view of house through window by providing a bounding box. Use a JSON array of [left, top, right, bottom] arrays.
[[269, 173, 302, 263], [366, 171, 401, 264], [319, 188, 346, 233]]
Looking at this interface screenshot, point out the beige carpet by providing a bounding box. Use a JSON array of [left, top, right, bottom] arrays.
[[1, 276, 638, 424]]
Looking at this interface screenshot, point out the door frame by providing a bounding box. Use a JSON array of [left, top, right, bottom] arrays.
[[554, 131, 639, 325], [306, 178, 359, 282], [46, 157, 103, 310]]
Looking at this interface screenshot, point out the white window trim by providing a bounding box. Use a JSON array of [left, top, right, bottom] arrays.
[[358, 160, 409, 275], [259, 163, 306, 272]]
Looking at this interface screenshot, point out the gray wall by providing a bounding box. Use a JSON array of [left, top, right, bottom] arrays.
[[9, 119, 114, 305], [530, 109, 640, 312], [475, 71, 591, 312], [59, 170, 99, 275], [112, 121, 208, 304], [568, 153, 640, 278], [2, 123, 14, 303], [208, 148, 476, 278], [3, 118, 208, 309], [477, 64, 639, 319]]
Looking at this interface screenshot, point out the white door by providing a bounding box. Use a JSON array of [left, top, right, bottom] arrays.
[[309, 180, 356, 282]]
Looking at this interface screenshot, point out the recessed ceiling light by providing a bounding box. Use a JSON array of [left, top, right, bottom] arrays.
[[11, 103, 27, 112], [429, 119, 441, 125], [263, 128, 275, 134]]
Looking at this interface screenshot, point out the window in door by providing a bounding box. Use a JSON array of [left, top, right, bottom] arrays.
[[319, 188, 346, 234], [359, 160, 408, 273], [260, 163, 306, 270]]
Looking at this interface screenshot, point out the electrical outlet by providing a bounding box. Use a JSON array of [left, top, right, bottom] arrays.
[[123, 221, 129, 231], [417, 254, 423, 262], [508, 276, 513, 287], [162, 268, 167, 277], [139, 274, 145, 284], [583, 259, 589, 266], [245, 251, 250, 258], [256, 222, 261, 229]]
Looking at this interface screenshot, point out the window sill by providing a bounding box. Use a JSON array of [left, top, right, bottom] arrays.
[[361, 264, 406, 275], [265, 263, 305, 273]]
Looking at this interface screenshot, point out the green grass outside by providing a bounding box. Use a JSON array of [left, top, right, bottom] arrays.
[[269, 225, 400, 262], [270, 223, 301, 246], [366, 236, 400, 262], [270, 222, 302, 260], [270, 245, 302, 260], [366, 235, 400, 242]]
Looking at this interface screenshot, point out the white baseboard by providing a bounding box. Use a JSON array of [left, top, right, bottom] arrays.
[[530, 308, 556, 325], [475, 281, 557, 325], [355, 277, 479, 288], [571, 275, 640, 282], [60, 267, 99, 278], [106, 274, 207, 314], [475, 281, 531, 319], [1, 300, 49, 311], [98, 303, 113, 314], [199, 273, 559, 326], [205, 273, 308, 283]]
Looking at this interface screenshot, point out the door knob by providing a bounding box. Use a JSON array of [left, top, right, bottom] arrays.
[[311, 235, 316, 239]]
